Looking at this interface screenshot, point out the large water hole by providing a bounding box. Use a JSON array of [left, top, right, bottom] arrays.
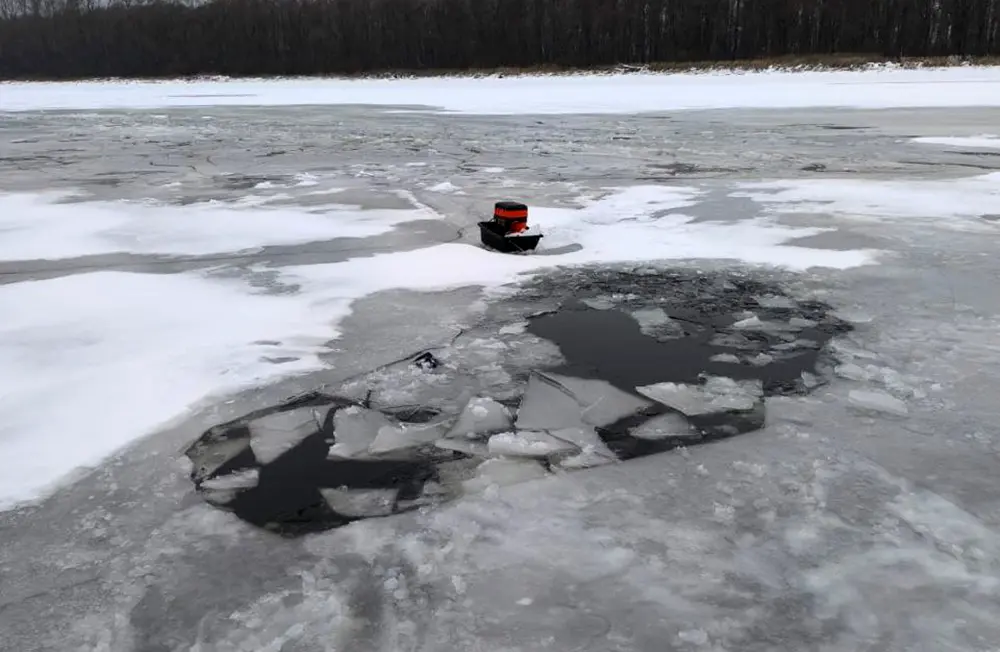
[[183, 268, 852, 536]]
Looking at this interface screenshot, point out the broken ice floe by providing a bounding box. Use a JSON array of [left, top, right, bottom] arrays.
[[462, 458, 550, 493], [848, 389, 909, 417], [444, 396, 513, 438], [249, 406, 325, 464], [487, 431, 578, 458], [200, 468, 260, 491], [629, 412, 696, 440], [320, 487, 397, 518], [328, 406, 393, 458], [636, 376, 763, 416]]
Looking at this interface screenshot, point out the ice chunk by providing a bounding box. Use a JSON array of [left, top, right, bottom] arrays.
[[755, 294, 796, 309], [801, 371, 820, 388], [249, 406, 324, 464], [636, 376, 763, 416], [186, 436, 251, 482], [445, 397, 512, 438], [630, 307, 683, 339], [515, 372, 588, 431], [709, 332, 757, 350], [556, 445, 618, 470], [835, 363, 870, 381], [833, 308, 874, 324], [581, 297, 615, 310], [370, 421, 447, 454], [320, 487, 396, 517], [487, 431, 578, 458], [498, 322, 527, 335], [733, 315, 801, 332], [328, 406, 392, 458], [710, 353, 741, 364], [848, 389, 909, 416], [434, 438, 490, 456], [200, 468, 259, 491], [747, 353, 774, 366], [789, 317, 817, 328], [462, 458, 549, 493], [544, 372, 651, 426], [630, 413, 696, 440]]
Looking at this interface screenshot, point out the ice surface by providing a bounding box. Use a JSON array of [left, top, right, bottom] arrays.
[[0, 191, 439, 261], [636, 376, 763, 416], [543, 372, 652, 426], [200, 468, 260, 491], [487, 431, 579, 458], [444, 397, 512, 439], [328, 406, 393, 458], [710, 353, 741, 364], [462, 457, 550, 493], [913, 135, 1000, 150], [320, 487, 397, 517], [848, 389, 909, 416], [629, 413, 695, 440], [249, 406, 324, 464], [4, 67, 1000, 114], [0, 181, 873, 510]]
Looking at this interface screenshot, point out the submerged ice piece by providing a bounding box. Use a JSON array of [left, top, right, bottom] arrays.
[[479, 200, 543, 253]]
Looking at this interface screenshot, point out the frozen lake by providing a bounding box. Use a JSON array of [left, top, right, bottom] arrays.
[[2, 72, 1000, 651]]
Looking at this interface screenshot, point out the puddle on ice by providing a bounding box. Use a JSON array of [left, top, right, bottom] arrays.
[[183, 269, 853, 536]]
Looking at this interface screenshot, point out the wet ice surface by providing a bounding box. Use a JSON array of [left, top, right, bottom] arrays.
[[3, 105, 1000, 652]]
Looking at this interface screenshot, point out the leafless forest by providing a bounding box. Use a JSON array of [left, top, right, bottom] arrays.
[[0, 0, 998, 79]]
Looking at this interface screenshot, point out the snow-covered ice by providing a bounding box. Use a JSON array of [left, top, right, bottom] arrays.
[[3, 67, 1000, 114], [0, 191, 438, 261], [913, 135, 1000, 150], [735, 172, 1000, 227], [636, 376, 764, 416]]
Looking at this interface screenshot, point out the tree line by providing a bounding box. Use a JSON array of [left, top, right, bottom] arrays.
[[1, 0, 998, 80]]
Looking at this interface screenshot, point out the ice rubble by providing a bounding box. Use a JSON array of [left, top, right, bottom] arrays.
[[636, 376, 764, 416]]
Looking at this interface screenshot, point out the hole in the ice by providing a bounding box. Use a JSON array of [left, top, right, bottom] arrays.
[[183, 271, 852, 537]]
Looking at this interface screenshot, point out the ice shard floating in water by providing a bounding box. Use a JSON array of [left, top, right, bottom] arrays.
[[328, 405, 393, 458], [444, 396, 513, 439], [249, 405, 325, 464], [636, 376, 763, 416], [514, 371, 617, 463], [542, 372, 652, 427]]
